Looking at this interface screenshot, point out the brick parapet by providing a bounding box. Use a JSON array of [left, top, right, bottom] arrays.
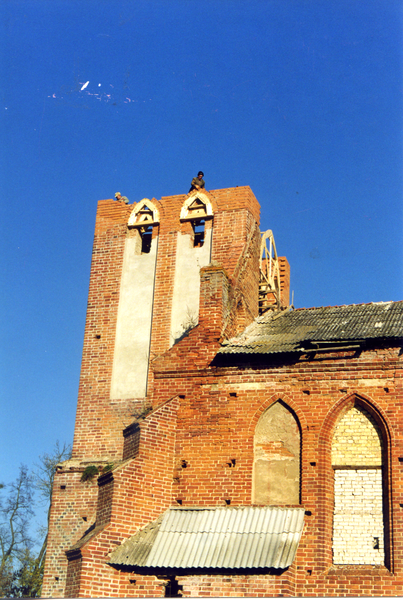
[[209, 186, 261, 225], [94, 199, 133, 234]]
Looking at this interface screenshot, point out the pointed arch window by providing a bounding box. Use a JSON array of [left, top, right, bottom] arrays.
[[253, 401, 301, 505], [331, 405, 385, 565], [180, 192, 213, 249], [128, 199, 160, 255], [180, 193, 213, 221], [128, 198, 160, 228]]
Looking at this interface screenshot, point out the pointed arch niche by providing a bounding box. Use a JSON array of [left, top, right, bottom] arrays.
[[180, 191, 214, 248], [331, 404, 386, 566], [169, 192, 214, 346], [253, 400, 301, 505], [128, 198, 160, 254], [180, 191, 214, 220]]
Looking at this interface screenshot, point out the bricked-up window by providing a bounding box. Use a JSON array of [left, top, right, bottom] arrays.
[[253, 401, 300, 505], [332, 406, 385, 565]]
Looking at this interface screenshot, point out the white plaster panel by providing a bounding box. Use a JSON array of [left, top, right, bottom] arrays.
[[170, 229, 212, 346], [110, 235, 158, 399]]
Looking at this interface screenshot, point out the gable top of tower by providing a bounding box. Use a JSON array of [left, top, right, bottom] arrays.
[[94, 186, 261, 235]]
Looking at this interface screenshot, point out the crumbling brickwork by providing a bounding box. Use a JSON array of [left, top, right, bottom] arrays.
[[42, 186, 403, 598]]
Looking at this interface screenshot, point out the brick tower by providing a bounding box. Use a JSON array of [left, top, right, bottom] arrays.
[[43, 186, 290, 596]]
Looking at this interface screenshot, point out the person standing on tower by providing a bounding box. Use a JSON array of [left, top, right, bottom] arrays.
[[189, 171, 205, 193], [115, 192, 129, 204]]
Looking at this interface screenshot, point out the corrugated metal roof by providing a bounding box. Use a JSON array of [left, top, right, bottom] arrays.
[[109, 506, 304, 570], [219, 301, 403, 355]]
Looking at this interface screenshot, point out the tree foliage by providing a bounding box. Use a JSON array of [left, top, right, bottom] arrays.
[[3, 548, 43, 598]]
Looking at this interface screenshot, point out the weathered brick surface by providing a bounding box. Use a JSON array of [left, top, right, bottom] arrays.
[[278, 256, 290, 307], [42, 187, 403, 597], [54, 397, 179, 598], [72, 200, 135, 461], [42, 468, 99, 597], [178, 572, 295, 597]]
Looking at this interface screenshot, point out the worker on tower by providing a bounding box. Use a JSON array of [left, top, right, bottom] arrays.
[[114, 192, 129, 204], [189, 171, 205, 193]]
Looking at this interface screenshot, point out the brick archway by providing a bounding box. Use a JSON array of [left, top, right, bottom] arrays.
[[249, 394, 307, 506], [248, 393, 308, 436]]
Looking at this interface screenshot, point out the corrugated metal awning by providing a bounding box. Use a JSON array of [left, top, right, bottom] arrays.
[[109, 506, 305, 570]]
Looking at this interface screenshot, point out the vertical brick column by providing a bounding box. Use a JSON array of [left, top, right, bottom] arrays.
[[148, 195, 183, 358], [198, 265, 231, 338], [210, 187, 261, 335], [278, 256, 290, 308], [72, 199, 133, 460]]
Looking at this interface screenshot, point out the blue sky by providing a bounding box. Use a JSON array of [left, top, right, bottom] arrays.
[[1, 0, 402, 530]]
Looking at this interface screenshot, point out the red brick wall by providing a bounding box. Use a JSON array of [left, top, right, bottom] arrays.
[[178, 571, 296, 597], [151, 345, 403, 596], [64, 552, 82, 598], [146, 187, 261, 392], [49, 343, 403, 597], [43, 187, 263, 597], [122, 423, 141, 461]]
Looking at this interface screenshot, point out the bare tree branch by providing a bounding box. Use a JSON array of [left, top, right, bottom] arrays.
[[0, 443, 72, 597], [33, 441, 72, 506], [0, 466, 34, 569], [0, 465, 35, 595]]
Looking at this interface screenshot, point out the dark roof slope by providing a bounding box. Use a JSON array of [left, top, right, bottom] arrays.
[[219, 301, 403, 355]]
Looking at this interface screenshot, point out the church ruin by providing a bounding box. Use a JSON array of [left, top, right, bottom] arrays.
[[42, 186, 403, 597]]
